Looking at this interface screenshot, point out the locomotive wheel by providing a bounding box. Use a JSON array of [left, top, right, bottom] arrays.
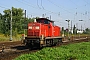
[[45, 39, 53, 46], [25, 41, 33, 50], [38, 45, 43, 49], [57, 38, 62, 45], [52, 38, 62, 46], [50, 39, 54, 46]]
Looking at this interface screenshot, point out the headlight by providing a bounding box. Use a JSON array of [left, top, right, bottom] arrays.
[[35, 26, 39, 29], [28, 26, 32, 29]]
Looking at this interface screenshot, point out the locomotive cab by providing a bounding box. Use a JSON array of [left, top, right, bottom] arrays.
[[36, 18, 54, 25]]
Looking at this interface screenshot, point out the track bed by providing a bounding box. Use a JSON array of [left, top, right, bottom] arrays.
[[0, 36, 90, 60]]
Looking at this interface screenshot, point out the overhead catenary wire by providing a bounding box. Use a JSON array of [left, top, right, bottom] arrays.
[[47, 0, 73, 14], [16, 0, 59, 15], [0, 5, 8, 9], [69, 0, 88, 11], [82, 0, 90, 20], [83, 0, 90, 5], [16, 0, 38, 9], [70, 0, 89, 20], [37, 0, 41, 9], [0, 5, 9, 14], [41, 0, 44, 9]]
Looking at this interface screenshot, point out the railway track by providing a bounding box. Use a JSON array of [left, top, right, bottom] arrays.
[[0, 36, 90, 60]]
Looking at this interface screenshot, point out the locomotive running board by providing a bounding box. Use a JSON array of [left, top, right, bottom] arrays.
[[25, 36, 40, 39], [45, 36, 62, 39]]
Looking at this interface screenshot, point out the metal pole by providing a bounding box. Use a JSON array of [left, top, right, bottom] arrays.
[[25, 10, 26, 20], [66, 20, 70, 37], [10, 8, 12, 41], [79, 20, 83, 38], [68, 21, 69, 37], [71, 20, 72, 34], [42, 14, 44, 18], [79, 20, 83, 31], [24, 10, 26, 35], [50, 15, 51, 20]]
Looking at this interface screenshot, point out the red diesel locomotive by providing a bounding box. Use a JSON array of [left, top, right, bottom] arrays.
[[24, 18, 62, 48]]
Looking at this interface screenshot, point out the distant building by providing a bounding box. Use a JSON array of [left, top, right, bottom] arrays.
[[77, 30, 83, 33]]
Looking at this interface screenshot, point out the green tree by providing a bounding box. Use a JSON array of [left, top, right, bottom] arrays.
[[83, 28, 90, 34], [2, 7, 24, 36], [0, 13, 3, 33], [0, 7, 35, 36]]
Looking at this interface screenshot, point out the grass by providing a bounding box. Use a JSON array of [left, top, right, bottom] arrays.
[[0, 34, 22, 42], [15, 41, 90, 60]]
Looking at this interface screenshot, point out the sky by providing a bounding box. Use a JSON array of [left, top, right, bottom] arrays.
[[0, 0, 90, 30]]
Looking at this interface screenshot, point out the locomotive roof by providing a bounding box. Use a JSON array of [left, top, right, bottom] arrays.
[[36, 18, 54, 22]]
